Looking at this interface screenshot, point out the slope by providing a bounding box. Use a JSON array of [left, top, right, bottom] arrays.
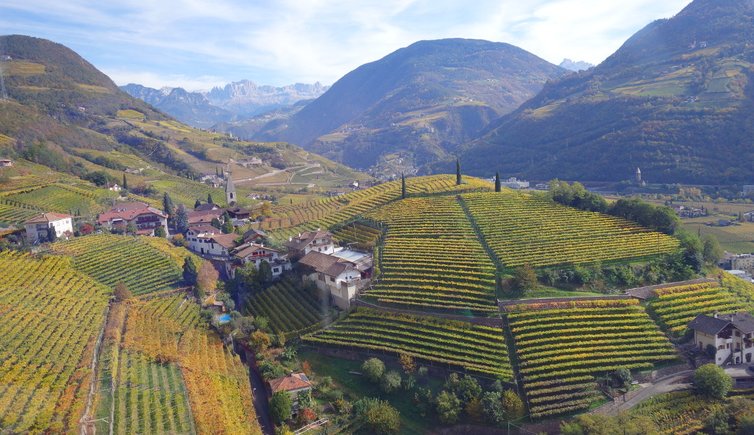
[[460, 0, 754, 184], [0, 35, 369, 210], [253, 38, 567, 173]]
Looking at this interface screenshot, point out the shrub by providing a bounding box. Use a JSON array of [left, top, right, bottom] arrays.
[[270, 391, 292, 424], [380, 370, 402, 394], [362, 358, 385, 383], [694, 364, 733, 399]]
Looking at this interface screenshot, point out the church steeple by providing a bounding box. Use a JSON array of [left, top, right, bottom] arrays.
[[225, 170, 236, 205]]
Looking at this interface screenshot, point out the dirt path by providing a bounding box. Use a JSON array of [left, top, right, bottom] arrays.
[[244, 350, 274, 435], [591, 370, 694, 416]]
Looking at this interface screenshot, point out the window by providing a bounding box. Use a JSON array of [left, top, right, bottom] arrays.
[[719, 345, 725, 350], [736, 331, 741, 337], [329, 276, 335, 282], [726, 343, 731, 349]]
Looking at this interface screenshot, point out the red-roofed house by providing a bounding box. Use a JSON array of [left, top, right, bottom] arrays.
[[24, 212, 73, 243], [187, 208, 224, 226], [267, 373, 312, 405], [97, 202, 168, 236]]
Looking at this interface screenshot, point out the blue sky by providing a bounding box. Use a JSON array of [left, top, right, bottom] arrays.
[[1, 0, 691, 90]]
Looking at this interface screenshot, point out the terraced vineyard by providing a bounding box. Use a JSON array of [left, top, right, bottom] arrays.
[[506, 299, 677, 418], [303, 307, 511, 378], [242, 279, 330, 337], [332, 222, 382, 250], [112, 350, 194, 434], [149, 179, 226, 209], [647, 281, 744, 335], [0, 251, 110, 433], [93, 295, 259, 435], [0, 201, 39, 225], [364, 196, 497, 312], [5, 184, 103, 215], [461, 192, 679, 268], [52, 234, 185, 295], [263, 175, 491, 241]]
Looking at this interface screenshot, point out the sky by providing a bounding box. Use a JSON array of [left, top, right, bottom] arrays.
[[1, 0, 692, 91]]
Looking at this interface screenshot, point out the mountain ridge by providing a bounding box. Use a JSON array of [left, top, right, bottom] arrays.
[[457, 0, 754, 184], [250, 38, 568, 175]]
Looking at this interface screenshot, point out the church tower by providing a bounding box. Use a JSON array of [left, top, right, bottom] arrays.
[[225, 170, 236, 205]]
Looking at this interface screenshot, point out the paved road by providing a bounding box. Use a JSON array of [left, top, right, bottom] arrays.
[[592, 370, 694, 416]]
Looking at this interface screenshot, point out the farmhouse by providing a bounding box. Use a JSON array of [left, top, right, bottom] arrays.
[[500, 177, 530, 189], [185, 225, 237, 257], [24, 212, 73, 244], [689, 312, 754, 365], [230, 242, 291, 278], [297, 250, 370, 309], [226, 206, 251, 222], [0, 159, 13, 167], [97, 202, 168, 236], [267, 372, 312, 407], [187, 208, 224, 226], [285, 230, 336, 260]]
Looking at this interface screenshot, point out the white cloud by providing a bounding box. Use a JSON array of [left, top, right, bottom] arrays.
[[1, 0, 693, 89], [104, 69, 228, 91]]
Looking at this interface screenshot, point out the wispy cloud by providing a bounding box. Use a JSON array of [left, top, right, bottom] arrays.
[[1, 0, 691, 90]]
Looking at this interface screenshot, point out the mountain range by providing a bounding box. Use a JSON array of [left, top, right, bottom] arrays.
[[559, 59, 594, 72], [6, 0, 754, 185], [249, 38, 568, 172], [120, 81, 328, 129], [458, 0, 754, 184]]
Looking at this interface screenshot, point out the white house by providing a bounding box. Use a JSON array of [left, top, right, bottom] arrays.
[[297, 251, 366, 309], [185, 225, 237, 258], [231, 242, 291, 278], [285, 230, 336, 260], [689, 312, 754, 365], [24, 213, 73, 244], [500, 177, 530, 189], [0, 159, 13, 167]]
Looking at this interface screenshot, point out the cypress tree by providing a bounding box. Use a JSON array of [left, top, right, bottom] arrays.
[[495, 172, 501, 192], [122, 173, 128, 190], [401, 173, 406, 199], [456, 159, 461, 185], [162, 192, 175, 217], [207, 193, 214, 204], [194, 199, 202, 209]]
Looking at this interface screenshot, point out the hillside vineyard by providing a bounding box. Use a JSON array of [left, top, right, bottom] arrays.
[[6, 2, 754, 430]]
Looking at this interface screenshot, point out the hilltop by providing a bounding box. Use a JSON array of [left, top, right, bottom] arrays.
[[250, 38, 568, 176], [458, 0, 754, 184]]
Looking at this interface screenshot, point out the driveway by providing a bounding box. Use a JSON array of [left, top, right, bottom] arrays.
[[592, 370, 694, 416]]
